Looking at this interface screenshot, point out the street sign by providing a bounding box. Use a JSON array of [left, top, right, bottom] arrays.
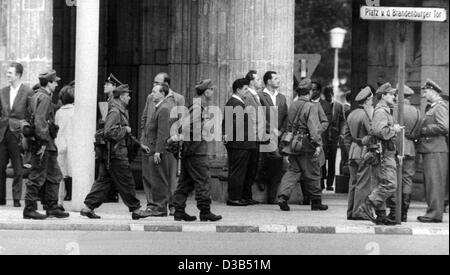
[[361, 6, 447, 22], [294, 54, 321, 81]]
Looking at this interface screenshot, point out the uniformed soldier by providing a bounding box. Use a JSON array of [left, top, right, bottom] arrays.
[[343, 86, 374, 220], [81, 85, 152, 220], [23, 70, 69, 220], [171, 79, 222, 222], [386, 85, 422, 222], [417, 79, 449, 223], [359, 83, 402, 226], [277, 79, 328, 212], [96, 74, 122, 203]]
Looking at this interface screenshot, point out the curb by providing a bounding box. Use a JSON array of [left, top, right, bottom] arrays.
[[0, 222, 448, 236]]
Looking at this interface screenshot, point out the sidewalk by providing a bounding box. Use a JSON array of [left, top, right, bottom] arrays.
[[0, 193, 448, 236]]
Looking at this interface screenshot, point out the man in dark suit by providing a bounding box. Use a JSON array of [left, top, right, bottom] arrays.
[[0, 62, 34, 207], [257, 71, 288, 204], [223, 78, 258, 206]]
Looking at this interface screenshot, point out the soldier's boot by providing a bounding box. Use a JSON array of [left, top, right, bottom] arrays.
[[277, 196, 290, 212], [375, 210, 397, 226], [200, 211, 223, 222], [311, 199, 328, 211], [358, 198, 377, 224], [402, 194, 411, 223], [46, 202, 70, 219], [301, 196, 311, 206], [64, 177, 72, 201], [23, 201, 47, 220], [174, 211, 197, 222]]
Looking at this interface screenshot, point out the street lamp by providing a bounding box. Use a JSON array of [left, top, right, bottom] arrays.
[[330, 27, 347, 93]]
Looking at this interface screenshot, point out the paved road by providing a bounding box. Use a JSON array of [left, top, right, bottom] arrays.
[[0, 231, 448, 255]]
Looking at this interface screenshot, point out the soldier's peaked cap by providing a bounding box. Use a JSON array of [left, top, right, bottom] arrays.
[[376, 82, 397, 95], [195, 79, 215, 92], [105, 73, 123, 87], [422, 79, 443, 94], [113, 84, 133, 98], [39, 69, 61, 82], [396, 84, 415, 96], [355, 86, 373, 102]]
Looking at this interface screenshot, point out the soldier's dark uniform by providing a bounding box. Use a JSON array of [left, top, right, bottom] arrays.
[[417, 79, 449, 223], [83, 85, 150, 220], [359, 83, 399, 225], [172, 79, 222, 222], [277, 88, 328, 211], [343, 87, 373, 220], [24, 71, 65, 219], [387, 85, 422, 222]]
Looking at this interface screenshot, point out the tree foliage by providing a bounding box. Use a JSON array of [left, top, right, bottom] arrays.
[[295, 0, 352, 86]]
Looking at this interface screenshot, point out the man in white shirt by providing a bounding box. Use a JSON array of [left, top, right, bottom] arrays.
[[0, 63, 34, 207]]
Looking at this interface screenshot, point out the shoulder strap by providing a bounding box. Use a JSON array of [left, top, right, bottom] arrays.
[[291, 101, 308, 132]]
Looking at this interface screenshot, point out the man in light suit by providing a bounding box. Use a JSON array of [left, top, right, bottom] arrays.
[[141, 73, 185, 216], [0, 62, 34, 207], [257, 71, 288, 204]]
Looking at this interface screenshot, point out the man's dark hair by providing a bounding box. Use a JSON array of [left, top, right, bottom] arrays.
[[245, 70, 257, 82], [232, 78, 249, 94], [312, 81, 322, 93], [9, 62, 24, 77], [160, 73, 171, 86], [39, 78, 50, 88], [263, 71, 277, 86], [323, 86, 333, 102], [158, 83, 170, 97], [60, 85, 75, 105]]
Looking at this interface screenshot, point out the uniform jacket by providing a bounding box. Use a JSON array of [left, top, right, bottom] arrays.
[[223, 96, 258, 150], [393, 100, 422, 157], [372, 100, 397, 144], [105, 99, 137, 160], [181, 101, 209, 157], [32, 88, 58, 152], [142, 99, 171, 156], [343, 106, 372, 161], [286, 98, 322, 153], [417, 100, 449, 154], [0, 84, 34, 142]]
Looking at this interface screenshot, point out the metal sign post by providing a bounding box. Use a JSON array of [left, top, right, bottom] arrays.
[[360, 5, 448, 225]]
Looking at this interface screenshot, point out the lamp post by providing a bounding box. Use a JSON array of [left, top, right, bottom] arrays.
[[330, 27, 347, 94]]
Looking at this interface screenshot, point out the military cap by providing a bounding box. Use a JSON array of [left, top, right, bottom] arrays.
[[298, 78, 312, 91], [105, 73, 123, 87], [396, 84, 415, 96], [355, 86, 373, 102], [195, 79, 215, 94], [376, 82, 397, 95], [422, 79, 443, 94], [39, 69, 61, 82], [113, 84, 132, 98]]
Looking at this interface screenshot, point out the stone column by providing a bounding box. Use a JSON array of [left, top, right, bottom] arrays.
[[170, 0, 295, 157], [67, 0, 100, 211], [0, 0, 53, 86]]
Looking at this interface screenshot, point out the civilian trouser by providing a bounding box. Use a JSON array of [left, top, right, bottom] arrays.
[[278, 154, 322, 201], [257, 151, 284, 204], [84, 159, 141, 212], [173, 156, 212, 213], [368, 151, 397, 211], [326, 143, 338, 188], [347, 159, 373, 219], [227, 149, 258, 201], [24, 150, 63, 211], [422, 152, 448, 221], [386, 156, 416, 211], [143, 153, 172, 212], [0, 130, 23, 201]]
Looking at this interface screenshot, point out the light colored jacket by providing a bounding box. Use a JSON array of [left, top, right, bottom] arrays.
[[55, 104, 75, 177]]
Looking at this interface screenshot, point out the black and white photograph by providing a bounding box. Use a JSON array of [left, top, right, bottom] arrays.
[[0, 0, 448, 258]]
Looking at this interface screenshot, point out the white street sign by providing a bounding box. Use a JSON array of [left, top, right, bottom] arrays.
[[360, 6, 447, 22]]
